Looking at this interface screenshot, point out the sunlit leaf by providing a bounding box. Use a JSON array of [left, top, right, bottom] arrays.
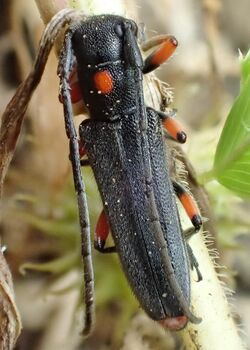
[[213, 49, 250, 198]]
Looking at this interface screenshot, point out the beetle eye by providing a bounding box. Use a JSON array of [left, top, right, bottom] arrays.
[[114, 23, 124, 37]]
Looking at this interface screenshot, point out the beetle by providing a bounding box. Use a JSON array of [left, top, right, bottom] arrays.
[[1, 9, 202, 336]]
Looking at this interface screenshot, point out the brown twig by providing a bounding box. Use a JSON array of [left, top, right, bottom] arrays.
[[0, 8, 81, 196]]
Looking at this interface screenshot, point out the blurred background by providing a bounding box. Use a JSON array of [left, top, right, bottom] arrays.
[[0, 0, 249, 349]]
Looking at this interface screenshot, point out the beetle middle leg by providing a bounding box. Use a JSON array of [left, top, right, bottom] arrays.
[[158, 109, 187, 144], [146, 107, 187, 144]]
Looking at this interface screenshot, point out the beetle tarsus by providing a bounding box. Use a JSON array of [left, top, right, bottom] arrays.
[[187, 244, 203, 282]]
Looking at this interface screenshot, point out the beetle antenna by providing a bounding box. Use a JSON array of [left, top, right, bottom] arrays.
[[58, 28, 95, 336]]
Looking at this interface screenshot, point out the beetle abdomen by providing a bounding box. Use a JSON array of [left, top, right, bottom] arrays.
[[79, 110, 190, 321]]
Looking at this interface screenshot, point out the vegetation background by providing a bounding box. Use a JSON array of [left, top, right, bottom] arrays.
[[0, 0, 249, 349]]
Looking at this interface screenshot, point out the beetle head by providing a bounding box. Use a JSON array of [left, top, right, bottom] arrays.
[[71, 15, 140, 67]]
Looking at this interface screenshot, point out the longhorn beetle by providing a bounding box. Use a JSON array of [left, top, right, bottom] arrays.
[[1, 9, 203, 336]]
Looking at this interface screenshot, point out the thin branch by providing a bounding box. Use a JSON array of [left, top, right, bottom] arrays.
[[0, 9, 82, 195]]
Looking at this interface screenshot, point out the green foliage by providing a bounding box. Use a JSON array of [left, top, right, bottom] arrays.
[[213, 49, 250, 198]]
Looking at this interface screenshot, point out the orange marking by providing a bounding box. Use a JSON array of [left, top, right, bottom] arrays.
[[95, 209, 110, 241], [163, 117, 182, 141], [151, 36, 178, 66], [93, 70, 113, 94], [179, 193, 199, 219]]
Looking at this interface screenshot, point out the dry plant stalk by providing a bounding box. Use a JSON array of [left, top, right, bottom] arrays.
[[0, 250, 21, 349], [0, 8, 85, 195], [0, 0, 245, 348]]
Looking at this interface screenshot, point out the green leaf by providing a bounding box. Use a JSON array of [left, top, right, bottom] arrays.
[[240, 49, 250, 88], [213, 49, 250, 198], [20, 251, 79, 275]]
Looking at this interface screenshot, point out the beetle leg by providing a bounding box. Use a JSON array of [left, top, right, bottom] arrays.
[[68, 141, 90, 166], [58, 61, 86, 114], [186, 243, 202, 282], [94, 209, 116, 254], [78, 140, 86, 157], [172, 181, 202, 232], [142, 35, 178, 74], [58, 27, 95, 336], [158, 109, 187, 144], [183, 227, 197, 240], [146, 107, 187, 143], [78, 140, 90, 166], [80, 159, 90, 167]]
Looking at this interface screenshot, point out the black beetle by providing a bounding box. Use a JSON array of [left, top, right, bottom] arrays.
[[1, 9, 202, 335]]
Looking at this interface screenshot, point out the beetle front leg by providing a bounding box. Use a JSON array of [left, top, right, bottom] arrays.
[[172, 181, 202, 232], [95, 209, 116, 254], [141, 35, 178, 74], [58, 28, 95, 336]]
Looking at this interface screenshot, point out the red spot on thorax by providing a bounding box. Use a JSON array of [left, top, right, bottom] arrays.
[[93, 70, 113, 94]]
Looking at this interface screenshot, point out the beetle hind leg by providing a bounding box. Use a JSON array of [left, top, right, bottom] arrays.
[[173, 181, 202, 232], [186, 243, 202, 282], [95, 209, 116, 254]]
